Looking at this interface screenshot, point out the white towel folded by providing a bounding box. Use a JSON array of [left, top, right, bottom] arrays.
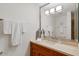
[[3, 21, 12, 34]]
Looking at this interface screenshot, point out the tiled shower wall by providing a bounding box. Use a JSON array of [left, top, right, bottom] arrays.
[[54, 12, 71, 40]]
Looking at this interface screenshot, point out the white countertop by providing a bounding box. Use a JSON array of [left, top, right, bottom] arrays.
[[31, 37, 79, 56]]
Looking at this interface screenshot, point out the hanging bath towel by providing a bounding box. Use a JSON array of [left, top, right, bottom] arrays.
[[11, 22, 23, 47]]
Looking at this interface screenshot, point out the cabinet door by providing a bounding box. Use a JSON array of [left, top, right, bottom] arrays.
[[30, 42, 68, 56]]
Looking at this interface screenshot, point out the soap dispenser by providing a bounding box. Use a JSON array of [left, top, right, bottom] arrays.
[[36, 28, 42, 40], [41, 28, 45, 39]]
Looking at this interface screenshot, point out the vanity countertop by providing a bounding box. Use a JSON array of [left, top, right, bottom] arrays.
[[30, 37, 79, 56]]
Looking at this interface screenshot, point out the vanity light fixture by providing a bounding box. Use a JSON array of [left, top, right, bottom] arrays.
[[45, 5, 63, 15], [50, 8, 55, 14], [56, 5, 62, 12], [45, 10, 50, 15]]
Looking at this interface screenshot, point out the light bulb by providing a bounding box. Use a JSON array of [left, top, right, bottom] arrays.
[[50, 8, 55, 14], [45, 10, 50, 15], [56, 5, 62, 12]]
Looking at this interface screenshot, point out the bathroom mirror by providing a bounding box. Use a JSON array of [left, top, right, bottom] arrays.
[[41, 3, 78, 46]]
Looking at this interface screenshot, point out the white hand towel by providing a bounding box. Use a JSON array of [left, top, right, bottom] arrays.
[[11, 23, 23, 46]]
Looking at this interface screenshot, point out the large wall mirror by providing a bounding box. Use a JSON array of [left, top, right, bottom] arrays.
[[41, 3, 78, 46]]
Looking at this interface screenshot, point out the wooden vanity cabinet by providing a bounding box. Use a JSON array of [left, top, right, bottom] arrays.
[[30, 42, 68, 56]]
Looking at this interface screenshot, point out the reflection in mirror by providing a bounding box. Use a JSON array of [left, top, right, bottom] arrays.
[[45, 10, 50, 15], [50, 8, 55, 14], [56, 5, 62, 12], [41, 3, 78, 46]]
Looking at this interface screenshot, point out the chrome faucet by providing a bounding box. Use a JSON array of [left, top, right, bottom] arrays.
[[48, 31, 50, 37]]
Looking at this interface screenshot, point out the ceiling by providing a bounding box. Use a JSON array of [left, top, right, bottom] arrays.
[[34, 3, 45, 7]]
